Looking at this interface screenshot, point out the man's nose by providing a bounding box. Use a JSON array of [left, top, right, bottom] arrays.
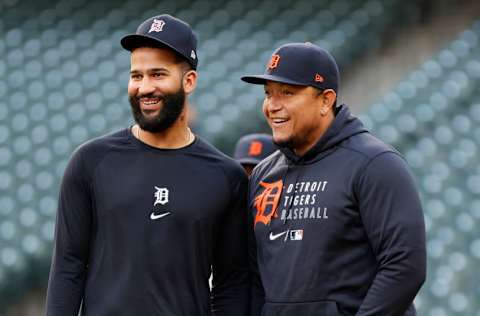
[[265, 96, 283, 112], [138, 78, 156, 95]]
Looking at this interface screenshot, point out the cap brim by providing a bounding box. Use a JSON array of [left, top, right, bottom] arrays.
[[241, 74, 309, 86], [121, 34, 176, 52]]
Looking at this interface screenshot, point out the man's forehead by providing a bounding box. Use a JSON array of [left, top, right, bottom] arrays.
[[264, 81, 308, 90], [130, 47, 177, 63], [129, 47, 178, 70]]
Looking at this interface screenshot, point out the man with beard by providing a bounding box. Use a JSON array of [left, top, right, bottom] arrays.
[[241, 43, 426, 316], [46, 14, 249, 316]]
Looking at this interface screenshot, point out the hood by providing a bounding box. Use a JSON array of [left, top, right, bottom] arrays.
[[280, 104, 367, 165]]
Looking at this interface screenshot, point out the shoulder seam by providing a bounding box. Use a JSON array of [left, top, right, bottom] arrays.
[[362, 150, 404, 174], [337, 144, 397, 161], [81, 134, 127, 191]]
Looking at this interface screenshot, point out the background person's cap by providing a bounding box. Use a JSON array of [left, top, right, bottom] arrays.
[[233, 133, 278, 165], [121, 14, 198, 70], [241, 42, 339, 92]]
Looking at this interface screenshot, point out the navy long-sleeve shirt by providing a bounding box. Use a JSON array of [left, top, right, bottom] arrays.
[[46, 128, 250, 316]]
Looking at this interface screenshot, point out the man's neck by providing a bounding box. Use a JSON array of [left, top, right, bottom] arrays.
[[294, 112, 335, 156], [133, 115, 194, 149]]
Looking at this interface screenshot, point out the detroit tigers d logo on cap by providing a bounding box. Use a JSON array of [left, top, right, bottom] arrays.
[[148, 19, 166, 33], [248, 141, 263, 156], [268, 54, 281, 69]]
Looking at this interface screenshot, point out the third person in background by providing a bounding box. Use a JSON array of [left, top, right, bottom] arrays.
[[233, 133, 277, 176]]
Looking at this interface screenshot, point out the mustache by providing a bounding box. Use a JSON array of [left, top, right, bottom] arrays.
[[133, 93, 166, 101]]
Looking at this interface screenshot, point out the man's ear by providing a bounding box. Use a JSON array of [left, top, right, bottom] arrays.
[[320, 89, 337, 115], [183, 70, 197, 94]]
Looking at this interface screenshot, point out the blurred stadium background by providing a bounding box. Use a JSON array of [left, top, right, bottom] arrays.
[[1, 0, 479, 314]]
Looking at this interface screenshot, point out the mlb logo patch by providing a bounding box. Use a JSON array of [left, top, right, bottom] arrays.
[[290, 229, 303, 241]]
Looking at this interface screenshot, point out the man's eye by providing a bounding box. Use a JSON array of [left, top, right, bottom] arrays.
[[152, 72, 166, 78], [283, 90, 294, 96], [131, 74, 142, 80]]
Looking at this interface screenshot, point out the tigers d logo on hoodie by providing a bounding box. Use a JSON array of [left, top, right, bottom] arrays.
[[254, 180, 283, 227]]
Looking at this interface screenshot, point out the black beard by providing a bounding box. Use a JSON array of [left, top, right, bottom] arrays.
[[129, 87, 186, 133]]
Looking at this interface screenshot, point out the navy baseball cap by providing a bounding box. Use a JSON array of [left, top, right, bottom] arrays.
[[233, 133, 277, 165], [241, 42, 339, 92], [121, 14, 198, 70]]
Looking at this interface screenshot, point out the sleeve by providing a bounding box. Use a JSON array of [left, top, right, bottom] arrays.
[[210, 169, 250, 316], [248, 173, 265, 316], [45, 148, 92, 316], [355, 152, 427, 316]]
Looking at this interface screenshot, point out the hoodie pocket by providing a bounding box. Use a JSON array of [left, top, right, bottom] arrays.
[[262, 300, 341, 316]]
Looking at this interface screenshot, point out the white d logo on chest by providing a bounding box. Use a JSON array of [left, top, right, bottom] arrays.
[[154, 186, 169, 206]]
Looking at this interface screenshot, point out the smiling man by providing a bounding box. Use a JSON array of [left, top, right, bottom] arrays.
[[46, 14, 249, 316], [242, 43, 426, 316]]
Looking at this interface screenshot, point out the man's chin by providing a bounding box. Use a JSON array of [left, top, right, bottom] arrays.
[[272, 136, 292, 148], [138, 121, 169, 133], [141, 108, 161, 116]]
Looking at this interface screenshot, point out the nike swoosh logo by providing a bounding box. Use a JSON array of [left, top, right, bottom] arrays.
[[269, 231, 288, 241], [150, 211, 171, 220]]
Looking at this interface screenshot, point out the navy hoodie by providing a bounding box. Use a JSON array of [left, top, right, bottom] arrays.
[[249, 105, 426, 316]]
